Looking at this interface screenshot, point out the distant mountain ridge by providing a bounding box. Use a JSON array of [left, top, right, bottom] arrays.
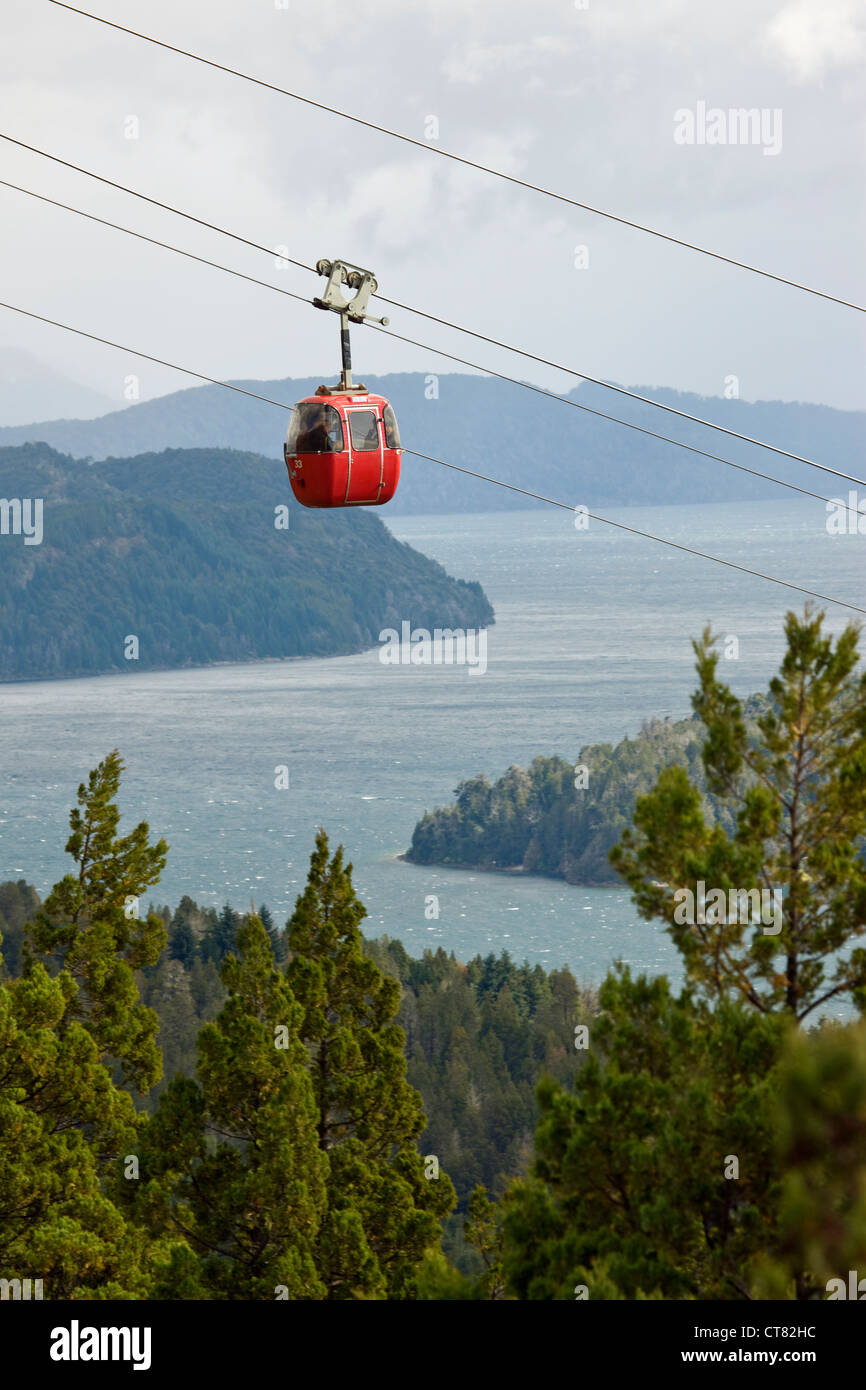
[[0, 347, 115, 426], [1, 371, 861, 514], [0, 442, 493, 682]]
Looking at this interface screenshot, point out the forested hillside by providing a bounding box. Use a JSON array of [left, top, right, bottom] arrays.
[[0, 442, 492, 681], [0, 878, 590, 1216], [406, 700, 768, 883]]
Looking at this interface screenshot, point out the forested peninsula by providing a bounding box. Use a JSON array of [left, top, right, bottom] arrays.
[[405, 698, 769, 884], [0, 443, 492, 681]]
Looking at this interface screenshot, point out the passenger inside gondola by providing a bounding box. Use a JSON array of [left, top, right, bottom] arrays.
[[292, 403, 343, 453]]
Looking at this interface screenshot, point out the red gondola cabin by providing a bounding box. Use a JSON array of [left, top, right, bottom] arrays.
[[284, 386, 402, 507]]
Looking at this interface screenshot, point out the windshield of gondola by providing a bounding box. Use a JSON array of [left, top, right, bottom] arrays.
[[287, 403, 344, 453]]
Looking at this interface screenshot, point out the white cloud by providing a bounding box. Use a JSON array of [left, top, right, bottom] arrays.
[[763, 0, 866, 82]]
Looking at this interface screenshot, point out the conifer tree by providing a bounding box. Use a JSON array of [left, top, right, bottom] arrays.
[[500, 968, 784, 1299], [201, 903, 240, 966], [127, 915, 327, 1299], [0, 955, 152, 1297], [416, 1185, 507, 1300], [0, 749, 176, 1296], [611, 608, 866, 1020], [501, 610, 866, 1300], [286, 830, 456, 1298], [464, 1185, 506, 1299], [259, 902, 285, 964], [168, 918, 197, 968], [26, 750, 168, 1092], [753, 1019, 866, 1299]]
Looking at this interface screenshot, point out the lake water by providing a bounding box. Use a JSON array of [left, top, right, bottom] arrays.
[[1, 497, 863, 999]]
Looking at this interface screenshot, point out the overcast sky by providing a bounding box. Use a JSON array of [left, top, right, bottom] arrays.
[[1, 0, 864, 414]]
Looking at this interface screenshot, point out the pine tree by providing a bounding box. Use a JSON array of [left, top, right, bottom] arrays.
[[126, 915, 327, 1299], [611, 608, 866, 1020], [259, 902, 285, 964], [501, 610, 866, 1301], [286, 829, 456, 1298], [753, 1019, 866, 1299], [168, 918, 197, 969], [0, 751, 173, 1296], [201, 903, 240, 966], [0, 879, 41, 979], [464, 1185, 506, 1299], [25, 749, 168, 1092], [500, 967, 784, 1299], [0, 958, 151, 1297]]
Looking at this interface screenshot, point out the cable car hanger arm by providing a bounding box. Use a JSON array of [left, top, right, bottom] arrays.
[[311, 258, 389, 393]]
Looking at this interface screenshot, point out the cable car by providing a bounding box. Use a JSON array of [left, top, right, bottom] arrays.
[[284, 387, 401, 507], [284, 257, 403, 508]]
